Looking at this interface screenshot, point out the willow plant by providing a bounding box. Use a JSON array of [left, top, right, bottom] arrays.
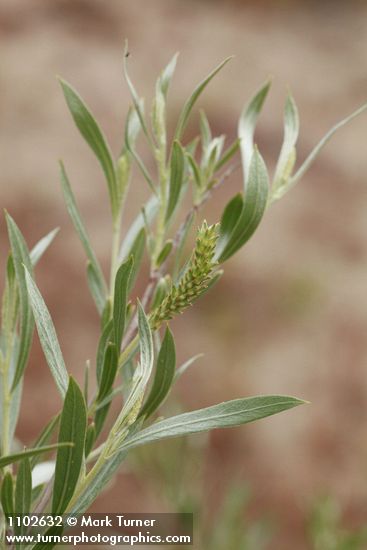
[[0, 49, 366, 547]]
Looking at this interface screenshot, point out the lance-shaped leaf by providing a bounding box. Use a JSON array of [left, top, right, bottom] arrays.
[[30, 414, 60, 468], [60, 162, 107, 312], [52, 377, 87, 514], [0, 338, 22, 451], [119, 395, 305, 452], [86, 262, 106, 315], [1, 472, 14, 519], [166, 141, 185, 223], [119, 195, 159, 262], [200, 110, 212, 149], [124, 228, 145, 294], [30, 228, 59, 267], [15, 458, 31, 539], [97, 343, 119, 403], [159, 52, 179, 98], [5, 213, 34, 391], [272, 92, 299, 196], [238, 80, 271, 185], [111, 303, 154, 444], [156, 240, 173, 268], [0, 443, 72, 469], [113, 257, 133, 351], [138, 327, 176, 420], [24, 267, 69, 397], [216, 148, 269, 262], [215, 193, 244, 261], [274, 101, 367, 200], [214, 138, 240, 172], [85, 423, 96, 458], [59, 79, 118, 217], [96, 319, 113, 385], [174, 57, 232, 141], [1, 254, 17, 337]]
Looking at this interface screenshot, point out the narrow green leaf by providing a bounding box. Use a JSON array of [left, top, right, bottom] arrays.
[[139, 327, 176, 419], [124, 228, 145, 294], [159, 53, 179, 97], [101, 299, 112, 331], [273, 93, 299, 191], [119, 195, 159, 261], [217, 148, 269, 262], [203, 136, 225, 174], [214, 138, 240, 172], [30, 414, 60, 468], [5, 213, 34, 391], [119, 395, 305, 452], [166, 141, 185, 223], [187, 153, 202, 189], [123, 104, 141, 152], [85, 424, 96, 458], [59, 79, 118, 216], [0, 339, 23, 450], [199, 110, 212, 149], [30, 228, 59, 267], [60, 161, 107, 311], [15, 458, 31, 539], [96, 319, 113, 385], [111, 302, 154, 443], [97, 343, 119, 403], [115, 152, 131, 206], [113, 257, 133, 351], [1, 472, 14, 518], [238, 80, 271, 184], [175, 57, 232, 141], [282, 101, 367, 198], [94, 406, 110, 440], [156, 240, 173, 267], [86, 262, 106, 315], [1, 254, 17, 337], [84, 360, 90, 404], [24, 267, 69, 397], [215, 193, 244, 260], [0, 444, 71, 469], [52, 377, 87, 514]]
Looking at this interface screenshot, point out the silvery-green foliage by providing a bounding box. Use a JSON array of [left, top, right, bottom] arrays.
[[0, 50, 365, 548]]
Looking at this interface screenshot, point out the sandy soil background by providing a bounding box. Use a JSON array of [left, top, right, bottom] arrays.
[[1, 1, 367, 548]]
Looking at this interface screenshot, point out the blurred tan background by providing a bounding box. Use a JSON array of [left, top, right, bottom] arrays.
[[1, 1, 367, 548]]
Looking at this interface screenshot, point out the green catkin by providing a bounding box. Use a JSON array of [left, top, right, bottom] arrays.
[[150, 221, 219, 328]]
